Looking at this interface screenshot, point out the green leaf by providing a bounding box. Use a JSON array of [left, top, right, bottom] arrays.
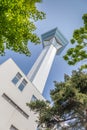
[[0, 0, 45, 56]]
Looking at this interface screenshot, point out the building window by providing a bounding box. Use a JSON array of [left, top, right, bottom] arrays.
[[2, 93, 29, 119], [10, 125, 19, 130], [31, 95, 37, 102], [18, 79, 27, 91], [12, 72, 22, 85]]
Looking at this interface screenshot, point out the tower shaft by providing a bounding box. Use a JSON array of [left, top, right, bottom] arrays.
[[27, 44, 57, 93]]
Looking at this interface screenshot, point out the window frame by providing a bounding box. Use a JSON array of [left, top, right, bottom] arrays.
[[12, 72, 22, 85], [18, 79, 28, 91], [2, 93, 29, 119]]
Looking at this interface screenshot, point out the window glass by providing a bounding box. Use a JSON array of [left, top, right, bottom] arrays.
[[31, 95, 37, 102], [18, 79, 27, 91], [12, 72, 22, 84]]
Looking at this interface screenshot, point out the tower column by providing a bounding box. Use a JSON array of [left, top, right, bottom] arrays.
[[27, 43, 57, 93]]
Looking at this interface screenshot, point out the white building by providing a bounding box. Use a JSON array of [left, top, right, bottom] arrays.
[[0, 28, 68, 130]]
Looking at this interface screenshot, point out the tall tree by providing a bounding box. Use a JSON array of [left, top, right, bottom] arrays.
[[27, 70, 87, 130], [0, 0, 45, 56], [63, 14, 87, 70]]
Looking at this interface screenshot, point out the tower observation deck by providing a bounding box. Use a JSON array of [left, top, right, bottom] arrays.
[[27, 28, 68, 94]]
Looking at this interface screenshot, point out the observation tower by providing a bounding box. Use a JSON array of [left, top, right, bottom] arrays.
[[27, 28, 68, 93]]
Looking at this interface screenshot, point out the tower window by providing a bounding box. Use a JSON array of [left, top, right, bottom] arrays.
[[12, 72, 22, 85], [18, 79, 27, 91]]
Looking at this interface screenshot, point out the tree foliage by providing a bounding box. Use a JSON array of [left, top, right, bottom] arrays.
[[64, 14, 87, 69], [27, 70, 87, 130], [0, 0, 45, 56]]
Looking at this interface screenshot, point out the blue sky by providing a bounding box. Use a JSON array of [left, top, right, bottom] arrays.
[[0, 0, 87, 100]]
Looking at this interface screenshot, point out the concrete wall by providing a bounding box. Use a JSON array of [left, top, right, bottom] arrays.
[[0, 59, 44, 130]]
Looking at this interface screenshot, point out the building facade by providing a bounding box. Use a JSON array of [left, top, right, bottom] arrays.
[[0, 59, 44, 130]]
